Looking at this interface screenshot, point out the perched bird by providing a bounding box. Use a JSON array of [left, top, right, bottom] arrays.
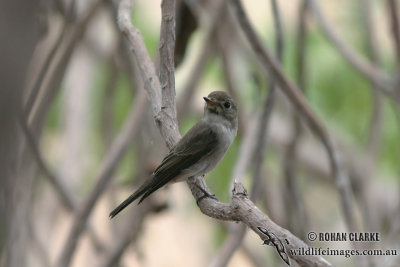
[[109, 91, 238, 218]]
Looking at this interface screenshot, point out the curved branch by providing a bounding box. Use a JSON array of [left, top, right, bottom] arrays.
[[199, 181, 332, 267]]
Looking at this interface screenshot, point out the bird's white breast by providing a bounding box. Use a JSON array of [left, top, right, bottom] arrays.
[[202, 120, 236, 173]]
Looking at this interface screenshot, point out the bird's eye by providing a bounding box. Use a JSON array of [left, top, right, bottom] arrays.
[[224, 101, 231, 109]]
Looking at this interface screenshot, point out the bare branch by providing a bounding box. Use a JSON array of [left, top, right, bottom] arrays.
[[118, 0, 179, 148], [159, 0, 177, 120]]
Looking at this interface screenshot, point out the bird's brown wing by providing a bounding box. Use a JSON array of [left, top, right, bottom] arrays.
[[154, 121, 218, 175], [141, 121, 218, 200], [109, 121, 217, 218]]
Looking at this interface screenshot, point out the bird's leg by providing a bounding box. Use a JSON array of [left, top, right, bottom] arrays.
[[188, 176, 218, 204]]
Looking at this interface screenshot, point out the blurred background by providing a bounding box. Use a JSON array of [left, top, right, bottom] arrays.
[[1, 0, 400, 266]]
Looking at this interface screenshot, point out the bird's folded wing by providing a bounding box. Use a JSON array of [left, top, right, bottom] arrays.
[[135, 122, 218, 203], [153, 121, 218, 182]]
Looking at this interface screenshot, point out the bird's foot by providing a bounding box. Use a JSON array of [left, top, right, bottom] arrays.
[[196, 191, 218, 205], [188, 177, 218, 204]]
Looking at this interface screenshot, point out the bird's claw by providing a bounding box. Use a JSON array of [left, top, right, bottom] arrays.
[[196, 192, 218, 205]]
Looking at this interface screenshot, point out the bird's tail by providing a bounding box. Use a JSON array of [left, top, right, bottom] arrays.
[[109, 180, 151, 218], [109, 174, 171, 218]]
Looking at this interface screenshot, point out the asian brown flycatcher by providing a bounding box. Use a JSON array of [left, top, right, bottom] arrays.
[[110, 91, 238, 218]]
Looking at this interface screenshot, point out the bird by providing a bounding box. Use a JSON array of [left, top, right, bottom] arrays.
[[109, 91, 238, 218]]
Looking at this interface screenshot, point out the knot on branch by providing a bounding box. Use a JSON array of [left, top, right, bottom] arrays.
[[232, 181, 248, 197]]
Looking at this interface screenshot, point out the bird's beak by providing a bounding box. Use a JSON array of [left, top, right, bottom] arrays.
[[203, 96, 218, 107]]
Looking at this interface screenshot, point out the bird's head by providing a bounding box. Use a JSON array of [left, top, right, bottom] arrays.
[[203, 91, 238, 131]]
